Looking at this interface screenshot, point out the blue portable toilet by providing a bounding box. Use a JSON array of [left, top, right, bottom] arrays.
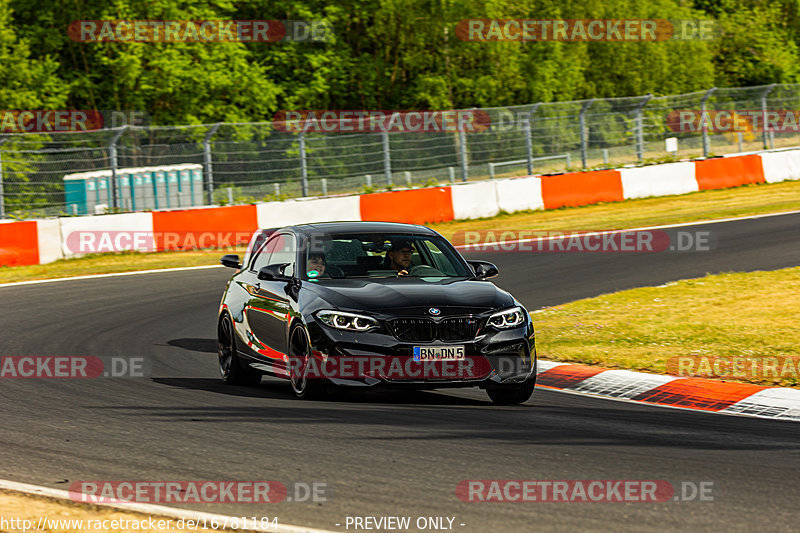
[[65, 164, 204, 213]]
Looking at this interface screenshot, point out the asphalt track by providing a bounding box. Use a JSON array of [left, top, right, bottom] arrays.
[[1, 212, 799, 532]]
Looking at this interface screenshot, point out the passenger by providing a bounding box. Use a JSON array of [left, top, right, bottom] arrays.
[[385, 239, 414, 275], [307, 252, 327, 278]]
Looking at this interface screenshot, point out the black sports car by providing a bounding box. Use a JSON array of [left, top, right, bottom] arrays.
[[217, 222, 536, 404]]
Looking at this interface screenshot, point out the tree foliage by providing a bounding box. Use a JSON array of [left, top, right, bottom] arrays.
[[2, 0, 798, 123]]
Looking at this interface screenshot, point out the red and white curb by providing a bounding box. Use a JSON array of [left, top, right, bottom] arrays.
[[536, 361, 800, 421], [0, 479, 336, 533]]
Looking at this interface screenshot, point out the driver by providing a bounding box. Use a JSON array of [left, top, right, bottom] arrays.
[[385, 239, 414, 274]]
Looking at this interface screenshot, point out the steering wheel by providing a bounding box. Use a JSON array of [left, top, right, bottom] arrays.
[[407, 264, 444, 276]]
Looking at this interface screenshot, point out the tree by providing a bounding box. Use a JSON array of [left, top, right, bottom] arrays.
[[0, 0, 66, 110]]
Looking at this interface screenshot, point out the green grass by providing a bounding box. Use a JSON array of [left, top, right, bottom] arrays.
[[534, 267, 800, 388], [1, 179, 798, 284]]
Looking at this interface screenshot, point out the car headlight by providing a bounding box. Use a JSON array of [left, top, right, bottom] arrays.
[[487, 306, 526, 329], [316, 310, 379, 332]]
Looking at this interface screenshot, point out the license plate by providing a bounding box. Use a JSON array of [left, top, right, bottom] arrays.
[[413, 346, 465, 361]]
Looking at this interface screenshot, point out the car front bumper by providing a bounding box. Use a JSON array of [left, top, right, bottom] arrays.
[[304, 318, 536, 389]]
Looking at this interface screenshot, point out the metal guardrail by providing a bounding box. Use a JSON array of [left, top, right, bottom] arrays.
[[488, 154, 571, 179]]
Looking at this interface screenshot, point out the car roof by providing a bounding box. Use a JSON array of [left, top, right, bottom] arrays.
[[270, 221, 439, 237]]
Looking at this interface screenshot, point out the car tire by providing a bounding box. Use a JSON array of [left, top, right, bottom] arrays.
[[486, 378, 535, 405], [288, 325, 327, 400], [218, 313, 261, 386]]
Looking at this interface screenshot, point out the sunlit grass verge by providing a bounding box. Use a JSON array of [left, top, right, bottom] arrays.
[[534, 267, 800, 388], [0, 179, 798, 284]]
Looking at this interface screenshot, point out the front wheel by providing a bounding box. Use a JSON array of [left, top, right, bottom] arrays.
[[218, 313, 261, 386], [486, 378, 535, 405], [288, 326, 327, 400]]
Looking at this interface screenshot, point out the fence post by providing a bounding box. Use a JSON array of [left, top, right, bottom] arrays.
[[700, 87, 717, 158], [404, 171, 412, 187], [321, 178, 327, 196], [299, 130, 309, 197], [525, 103, 541, 174], [382, 130, 392, 186], [579, 99, 595, 169], [108, 126, 127, 210], [458, 128, 468, 181], [760, 84, 777, 150], [0, 137, 7, 219], [203, 123, 221, 205], [635, 94, 652, 161]]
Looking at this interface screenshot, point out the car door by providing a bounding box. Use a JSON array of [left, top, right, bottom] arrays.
[[242, 232, 297, 376]]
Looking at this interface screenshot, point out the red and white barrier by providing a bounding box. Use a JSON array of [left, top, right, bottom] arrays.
[[36, 219, 64, 264], [759, 149, 800, 183], [257, 196, 360, 228], [695, 154, 765, 190], [2, 148, 799, 267], [541, 169, 625, 209], [0, 220, 39, 266], [360, 187, 453, 224], [60, 212, 154, 257], [450, 181, 499, 220], [151, 205, 256, 251], [494, 176, 544, 213], [620, 161, 698, 199]]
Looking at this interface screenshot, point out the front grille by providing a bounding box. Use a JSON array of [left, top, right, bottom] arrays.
[[390, 317, 481, 342], [391, 319, 436, 342], [438, 317, 480, 341]]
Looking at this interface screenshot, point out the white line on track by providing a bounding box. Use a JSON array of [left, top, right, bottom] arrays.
[[0, 479, 338, 533]]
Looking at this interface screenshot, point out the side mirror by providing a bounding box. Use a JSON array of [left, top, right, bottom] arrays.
[[468, 260, 499, 280], [220, 254, 241, 269], [258, 263, 292, 281]]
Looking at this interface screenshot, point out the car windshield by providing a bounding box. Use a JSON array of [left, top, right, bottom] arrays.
[[303, 233, 472, 280]]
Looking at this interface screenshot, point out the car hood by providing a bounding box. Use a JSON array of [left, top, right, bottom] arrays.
[[301, 277, 515, 313]]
